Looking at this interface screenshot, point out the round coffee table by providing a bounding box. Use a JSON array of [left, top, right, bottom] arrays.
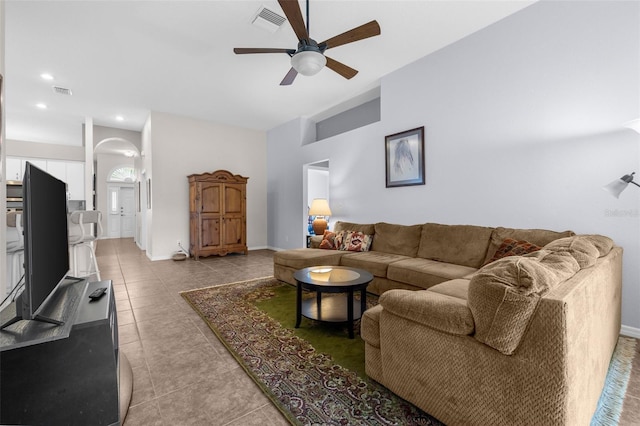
[[293, 266, 374, 339]]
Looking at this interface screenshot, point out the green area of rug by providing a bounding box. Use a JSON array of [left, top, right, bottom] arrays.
[[252, 283, 367, 378]]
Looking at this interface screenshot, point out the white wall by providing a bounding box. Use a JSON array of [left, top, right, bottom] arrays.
[[5, 139, 84, 161], [147, 111, 267, 260], [267, 1, 640, 330], [140, 118, 152, 252], [307, 167, 329, 207], [94, 125, 142, 153]]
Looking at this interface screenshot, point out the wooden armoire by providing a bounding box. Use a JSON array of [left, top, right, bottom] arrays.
[[188, 170, 248, 259]]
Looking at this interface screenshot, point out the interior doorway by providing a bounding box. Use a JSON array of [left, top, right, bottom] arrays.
[[304, 160, 330, 242], [107, 185, 135, 238]]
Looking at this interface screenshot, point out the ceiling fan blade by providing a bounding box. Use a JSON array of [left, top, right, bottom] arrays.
[[234, 48, 292, 54], [278, 0, 309, 41], [280, 67, 298, 86], [325, 56, 358, 80], [321, 20, 381, 50]]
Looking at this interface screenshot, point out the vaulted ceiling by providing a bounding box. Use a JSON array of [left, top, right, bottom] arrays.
[[4, 0, 534, 147]]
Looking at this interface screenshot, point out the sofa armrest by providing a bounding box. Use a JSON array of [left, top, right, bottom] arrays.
[[379, 289, 474, 335]]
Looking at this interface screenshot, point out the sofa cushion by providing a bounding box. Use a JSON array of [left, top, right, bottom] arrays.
[[370, 222, 422, 257], [340, 251, 411, 277], [469, 250, 580, 355], [483, 238, 542, 265], [380, 289, 474, 336], [427, 278, 470, 301], [387, 258, 477, 290], [579, 235, 614, 257], [273, 248, 346, 269], [483, 227, 575, 265], [417, 223, 494, 268], [544, 235, 614, 267], [339, 230, 374, 252], [333, 221, 376, 235]]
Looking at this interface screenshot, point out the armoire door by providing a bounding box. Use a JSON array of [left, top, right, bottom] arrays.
[[198, 182, 222, 251]]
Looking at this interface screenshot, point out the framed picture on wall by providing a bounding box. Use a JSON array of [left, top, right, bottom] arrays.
[[385, 126, 425, 187]]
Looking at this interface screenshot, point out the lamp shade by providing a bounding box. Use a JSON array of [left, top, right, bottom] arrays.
[[602, 173, 636, 198], [291, 51, 326, 76], [308, 198, 332, 216]]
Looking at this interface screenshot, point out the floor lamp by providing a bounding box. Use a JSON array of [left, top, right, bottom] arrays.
[[603, 172, 640, 198]]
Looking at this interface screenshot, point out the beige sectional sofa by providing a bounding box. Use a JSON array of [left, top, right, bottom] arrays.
[[273, 221, 622, 425]]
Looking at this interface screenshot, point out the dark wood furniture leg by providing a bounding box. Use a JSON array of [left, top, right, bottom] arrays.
[[348, 288, 355, 339], [295, 282, 302, 328]]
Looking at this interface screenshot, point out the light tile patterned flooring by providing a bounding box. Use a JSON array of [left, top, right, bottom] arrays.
[[96, 238, 288, 426], [97, 238, 640, 425]]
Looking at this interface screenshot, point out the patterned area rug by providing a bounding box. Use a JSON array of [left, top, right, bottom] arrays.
[[181, 277, 440, 425], [181, 277, 636, 426]]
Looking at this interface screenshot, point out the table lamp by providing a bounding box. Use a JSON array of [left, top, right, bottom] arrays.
[[309, 198, 332, 235]]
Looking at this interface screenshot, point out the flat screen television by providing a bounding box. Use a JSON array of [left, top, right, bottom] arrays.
[[0, 162, 71, 328]]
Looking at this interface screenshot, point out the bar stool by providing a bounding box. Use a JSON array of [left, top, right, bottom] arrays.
[[68, 210, 103, 281], [6, 212, 24, 295]]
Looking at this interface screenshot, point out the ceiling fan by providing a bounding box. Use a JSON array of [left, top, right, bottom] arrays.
[[234, 0, 381, 86]]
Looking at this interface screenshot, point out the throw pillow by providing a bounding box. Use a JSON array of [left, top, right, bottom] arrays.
[[483, 238, 541, 265], [339, 230, 373, 252], [319, 230, 338, 250]]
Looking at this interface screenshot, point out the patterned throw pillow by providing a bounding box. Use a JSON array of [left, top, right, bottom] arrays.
[[319, 230, 338, 250], [484, 238, 542, 265], [339, 230, 373, 252]]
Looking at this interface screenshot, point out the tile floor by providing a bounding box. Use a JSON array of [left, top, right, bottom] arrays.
[[96, 238, 288, 426], [96, 238, 640, 426]]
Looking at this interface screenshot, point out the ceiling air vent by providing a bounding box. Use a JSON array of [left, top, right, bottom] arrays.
[[52, 86, 72, 96], [252, 6, 286, 33]]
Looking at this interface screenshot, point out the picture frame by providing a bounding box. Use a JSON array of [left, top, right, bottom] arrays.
[[385, 126, 425, 188]]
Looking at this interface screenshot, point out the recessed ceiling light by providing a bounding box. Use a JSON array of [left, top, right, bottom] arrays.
[[116, 115, 124, 122], [36, 103, 47, 109], [40, 73, 54, 81]]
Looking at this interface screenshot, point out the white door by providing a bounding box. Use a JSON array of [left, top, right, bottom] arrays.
[[120, 187, 135, 238], [108, 186, 121, 238], [107, 185, 135, 238]]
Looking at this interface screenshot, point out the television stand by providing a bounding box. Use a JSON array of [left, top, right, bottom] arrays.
[[0, 279, 131, 425], [0, 276, 82, 338]]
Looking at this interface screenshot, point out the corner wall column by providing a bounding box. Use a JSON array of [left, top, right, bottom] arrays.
[[84, 118, 94, 210]]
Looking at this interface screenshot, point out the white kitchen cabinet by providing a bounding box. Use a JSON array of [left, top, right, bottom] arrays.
[[4, 158, 47, 181], [5, 158, 22, 181], [65, 162, 85, 200], [4, 157, 85, 201], [21, 158, 47, 176], [46, 160, 67, 182]]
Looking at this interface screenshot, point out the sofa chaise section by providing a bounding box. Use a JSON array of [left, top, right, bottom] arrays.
[[361, 235, 622, 425]]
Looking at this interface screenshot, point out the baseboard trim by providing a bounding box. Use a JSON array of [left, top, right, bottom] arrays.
[[621, 325, 640, 339]]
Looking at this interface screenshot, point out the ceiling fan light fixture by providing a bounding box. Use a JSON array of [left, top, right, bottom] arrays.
[[291, 50, 326, 76]]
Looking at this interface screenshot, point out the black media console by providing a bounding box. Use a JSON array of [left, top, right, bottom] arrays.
[[0, 279, 128, 426]]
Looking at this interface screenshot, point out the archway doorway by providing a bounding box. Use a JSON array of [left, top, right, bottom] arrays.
[[304, 160, 330, 245], [94, 137, 140, 242], [106, 166, 136, 238]]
